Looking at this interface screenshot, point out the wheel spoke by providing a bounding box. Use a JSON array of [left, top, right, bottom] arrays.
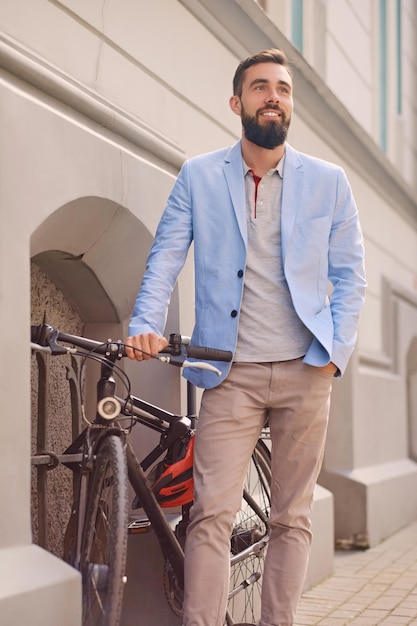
[[228, 439, 271, 624]]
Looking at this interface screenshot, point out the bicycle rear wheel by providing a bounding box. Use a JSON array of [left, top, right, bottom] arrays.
[[80, 434, 128, 626], [228, 437, 271, 625]]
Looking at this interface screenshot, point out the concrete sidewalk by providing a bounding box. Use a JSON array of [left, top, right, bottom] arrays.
[[295, 521, 417, 625]]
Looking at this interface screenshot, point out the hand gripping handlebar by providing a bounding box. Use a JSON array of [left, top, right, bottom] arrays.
[[30, 324, 233, 364]]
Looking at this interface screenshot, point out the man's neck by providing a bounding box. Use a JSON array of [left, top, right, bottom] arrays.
[[241, 137, 286, 178]]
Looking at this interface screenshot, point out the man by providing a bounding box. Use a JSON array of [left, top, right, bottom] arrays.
[[125, 49, 366, 626]]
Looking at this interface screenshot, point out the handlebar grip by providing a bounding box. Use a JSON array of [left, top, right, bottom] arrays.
[[185, 345, 233, 362]]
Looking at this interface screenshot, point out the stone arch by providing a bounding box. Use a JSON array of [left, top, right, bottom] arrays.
[[31, 196, 154, 325]]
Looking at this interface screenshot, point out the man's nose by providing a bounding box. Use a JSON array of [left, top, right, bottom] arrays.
[[265, 89, 280, 102]]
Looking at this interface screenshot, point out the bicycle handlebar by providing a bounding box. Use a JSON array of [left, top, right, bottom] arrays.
[[30, 324, 233, 364]]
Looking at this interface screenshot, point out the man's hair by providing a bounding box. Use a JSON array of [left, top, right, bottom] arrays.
[[232, 48, 293, 97]]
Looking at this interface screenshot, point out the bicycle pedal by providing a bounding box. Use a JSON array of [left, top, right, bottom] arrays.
[[128, 518, 151, 534]]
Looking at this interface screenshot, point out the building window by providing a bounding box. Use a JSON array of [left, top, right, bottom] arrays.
[[291, 0, 304, 52], [396, 0, 402, 116]]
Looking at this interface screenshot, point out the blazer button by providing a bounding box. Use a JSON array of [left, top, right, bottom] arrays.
[[237, 269, 244, 278], [231, 310, 238, 318]]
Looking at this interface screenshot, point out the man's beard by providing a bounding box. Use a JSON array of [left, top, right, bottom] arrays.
[[241, 106, 290, 149]]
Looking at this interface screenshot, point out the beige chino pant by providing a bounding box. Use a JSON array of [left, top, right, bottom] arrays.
[[183, 359, 332, 626]]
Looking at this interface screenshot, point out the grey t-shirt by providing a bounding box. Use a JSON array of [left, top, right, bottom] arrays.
[[234, 156, 313, 362]]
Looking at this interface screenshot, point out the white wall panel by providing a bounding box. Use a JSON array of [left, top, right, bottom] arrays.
[[326, 0, 373, 84], [325, 37, 373, 135]]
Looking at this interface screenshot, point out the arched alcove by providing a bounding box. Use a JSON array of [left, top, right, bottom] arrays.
[[30, 196, 182, 559], [30, 195, 182, 405]]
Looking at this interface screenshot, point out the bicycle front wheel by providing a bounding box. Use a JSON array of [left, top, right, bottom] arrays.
[[80, 434, 128, 626], [228, 437, 271, 625]]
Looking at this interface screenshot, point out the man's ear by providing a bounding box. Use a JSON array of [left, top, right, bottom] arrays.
[[229, 95, 241, 116]]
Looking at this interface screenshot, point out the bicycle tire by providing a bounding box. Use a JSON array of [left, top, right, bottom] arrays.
[[80, 434, 129, 626], [228, 437, 271, 625]]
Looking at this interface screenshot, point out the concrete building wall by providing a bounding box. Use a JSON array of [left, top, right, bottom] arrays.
[[267, 0, 417, 190], [0, 0, 416, 623]]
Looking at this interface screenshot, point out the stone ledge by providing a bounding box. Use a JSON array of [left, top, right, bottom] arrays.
[[320, 458, 417, 547], [0, 544, 81, 626]]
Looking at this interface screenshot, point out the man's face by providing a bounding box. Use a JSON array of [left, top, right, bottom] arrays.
[[231, 62, 293, 149]]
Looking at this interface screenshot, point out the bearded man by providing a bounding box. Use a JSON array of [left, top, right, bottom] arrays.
[[125, 49, 366, 626]]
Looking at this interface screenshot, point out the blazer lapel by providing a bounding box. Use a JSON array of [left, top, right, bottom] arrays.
[[223, 141, 247, 246], [281, 144, 304, 262]]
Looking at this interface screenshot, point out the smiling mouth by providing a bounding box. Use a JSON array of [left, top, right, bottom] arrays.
[[258, 109, 282, 119]]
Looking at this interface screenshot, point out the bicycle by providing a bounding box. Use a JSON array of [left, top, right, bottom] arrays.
[[30, 323, 272, 626]]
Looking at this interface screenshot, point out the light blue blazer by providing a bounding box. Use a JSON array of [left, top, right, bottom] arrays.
[[129, 141, 366, 389]]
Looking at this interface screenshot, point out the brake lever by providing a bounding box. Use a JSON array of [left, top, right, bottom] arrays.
[[47, 329, 71, 355], [30, 341, 76, 355], [158, 355, 221, 376], [183, 359, 222, 376], [30, 324, 68, 355]]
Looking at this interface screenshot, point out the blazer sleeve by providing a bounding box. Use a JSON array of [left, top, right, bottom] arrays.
[[327, 168, 366, 374], [129, 161, 193, 336]]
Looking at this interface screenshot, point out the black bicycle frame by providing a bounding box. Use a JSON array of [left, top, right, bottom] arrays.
[[126, 442, 186, 588], [120, 388, 198, 591]]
